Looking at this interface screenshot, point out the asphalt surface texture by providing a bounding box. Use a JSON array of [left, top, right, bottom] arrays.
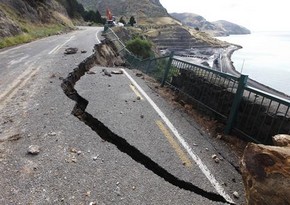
[[0, 26, 245, 204]]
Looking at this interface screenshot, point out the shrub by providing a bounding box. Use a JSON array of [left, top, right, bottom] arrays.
[[126, 37, 153, 59]]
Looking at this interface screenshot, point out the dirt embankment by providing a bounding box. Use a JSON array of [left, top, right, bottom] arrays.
[[0, 0, 73, 39]]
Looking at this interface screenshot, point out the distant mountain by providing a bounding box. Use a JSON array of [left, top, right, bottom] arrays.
[[212, 20, 251, 35], [170, 12, 251, 36], [76, 0, 169, 18]]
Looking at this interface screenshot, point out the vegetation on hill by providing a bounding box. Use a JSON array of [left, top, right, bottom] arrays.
[[0, 0, 74, 48], [0, 0, 107, 48], [56, 0, 106, 24], [76, 0, 169, 18], [126, 37, 153, 59]]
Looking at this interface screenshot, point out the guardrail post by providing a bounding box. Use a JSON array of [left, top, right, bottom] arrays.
[[146, 58, 153, 74], [161, 51, 174, 87], [225, 74, 248, 134]]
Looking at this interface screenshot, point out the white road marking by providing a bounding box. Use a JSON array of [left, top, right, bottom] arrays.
[[8, 55, 30, 65], [122, 69, 234, 204], [96, 32, 101, 44], [48, 35, 75, 55]]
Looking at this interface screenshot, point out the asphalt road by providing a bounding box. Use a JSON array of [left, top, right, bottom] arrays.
[[0, 27, 245, 204]]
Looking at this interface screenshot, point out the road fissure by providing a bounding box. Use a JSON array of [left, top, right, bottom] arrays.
[[61, 41, 234, 204]]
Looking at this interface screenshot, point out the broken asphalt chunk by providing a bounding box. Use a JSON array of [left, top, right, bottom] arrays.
[[111, 70, 124, 75], [28, 145, 40, 155], [64, 47, 78, 55], [102, 69, 112, 77]]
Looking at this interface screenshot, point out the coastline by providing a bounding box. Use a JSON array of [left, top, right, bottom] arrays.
[[220, 44, 290, 100], [174, 44, 289, 100]]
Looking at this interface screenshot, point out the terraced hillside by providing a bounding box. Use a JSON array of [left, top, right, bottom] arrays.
[[146, 25, 227, 51]]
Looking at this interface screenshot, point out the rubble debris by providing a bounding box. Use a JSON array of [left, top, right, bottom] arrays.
[[28, 145, 40, 155], [71, 157, 77, 163], [233, 191, 239, 199], [211, 154, 220, 163], [136, 73, 143, 77], [70, 148, 78, 153], [114, 186, 121, 196], [102, 69, 112, 77], [48, 132, 57, 136], [87, 71, 96, 75], [216, 134, 222, 140], [85, 191, 91, 197], [111, 70, 124, 75], [64, 47, 78, 55]]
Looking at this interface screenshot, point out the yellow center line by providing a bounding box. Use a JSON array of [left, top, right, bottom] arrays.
[[156, 120, 192, 167], [129, 84, 144, 100], [0, 66, 40, 111]]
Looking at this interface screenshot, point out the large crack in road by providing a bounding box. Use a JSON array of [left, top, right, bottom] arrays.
[[61, 41, 234, 205]]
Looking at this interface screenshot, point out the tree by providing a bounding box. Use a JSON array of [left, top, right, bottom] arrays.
[[119, 16, 126, 25], [128, 16, 136, 26]]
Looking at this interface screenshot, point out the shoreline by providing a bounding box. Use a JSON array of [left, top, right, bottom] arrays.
[[174, 45, 289, 100], [221, 44, 290, 100]]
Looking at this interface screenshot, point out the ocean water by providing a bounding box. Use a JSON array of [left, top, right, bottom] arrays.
[[217, 31, 290, 96]]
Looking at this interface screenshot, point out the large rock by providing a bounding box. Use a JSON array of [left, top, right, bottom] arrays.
[[240, 134, 290, 205]]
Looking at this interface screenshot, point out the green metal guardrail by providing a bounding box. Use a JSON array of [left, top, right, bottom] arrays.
[[104, 28, 290, 144]]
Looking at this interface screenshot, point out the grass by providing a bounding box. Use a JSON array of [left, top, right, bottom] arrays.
[[0, 24, 67, 49]]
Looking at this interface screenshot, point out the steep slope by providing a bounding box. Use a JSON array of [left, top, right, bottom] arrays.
[[0, 0, 76, 48], [170, 12, 250, 36], [0, 0, 73, 36], [76, 0, 169, 18]]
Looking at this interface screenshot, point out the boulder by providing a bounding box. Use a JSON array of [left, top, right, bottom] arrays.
[[240, 134, 290, 205]]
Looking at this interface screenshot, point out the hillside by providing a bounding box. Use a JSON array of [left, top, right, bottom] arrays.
[[170, 12, 251, 36], [212, 20, 251, 35], [76, 0, 169, 18], [0, 0, 77, 48]]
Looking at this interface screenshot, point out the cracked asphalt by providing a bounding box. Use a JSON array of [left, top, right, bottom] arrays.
[[0, 27, 245, 204]]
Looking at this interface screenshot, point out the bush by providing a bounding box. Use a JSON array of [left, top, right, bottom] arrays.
[[126, 37, 153, 59]]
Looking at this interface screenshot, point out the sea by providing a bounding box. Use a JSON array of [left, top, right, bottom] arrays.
[[217, 31, 290, 96]]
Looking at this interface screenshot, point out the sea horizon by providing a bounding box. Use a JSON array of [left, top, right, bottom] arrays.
[[217, 31, 290, 96]]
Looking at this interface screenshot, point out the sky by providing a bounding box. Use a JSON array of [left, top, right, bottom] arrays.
[[159, 0, 290, 31]]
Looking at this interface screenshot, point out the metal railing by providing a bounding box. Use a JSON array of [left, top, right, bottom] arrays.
[[104, 28, 290, 144]]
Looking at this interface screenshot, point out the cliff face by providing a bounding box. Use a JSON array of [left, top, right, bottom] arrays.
[[0, 0, 72, 38], [76, 0, 169, 18], [170, 12, 251, 36]]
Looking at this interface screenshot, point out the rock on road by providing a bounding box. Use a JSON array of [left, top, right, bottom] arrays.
[[0, 27, 245, 204]]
